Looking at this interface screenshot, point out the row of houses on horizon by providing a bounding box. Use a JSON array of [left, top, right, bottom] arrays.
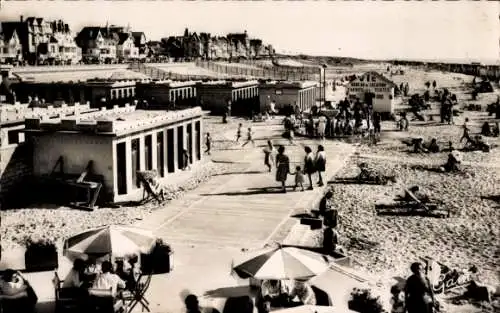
[[0, 15, 274, 65]]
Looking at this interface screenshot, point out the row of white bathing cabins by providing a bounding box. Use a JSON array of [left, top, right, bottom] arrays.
[[0, 66, 398, 208]]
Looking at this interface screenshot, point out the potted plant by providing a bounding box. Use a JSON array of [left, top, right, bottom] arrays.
[[24, 236, 58, 272], [347, 288, 385, 313], [141, 238, 173, 274]]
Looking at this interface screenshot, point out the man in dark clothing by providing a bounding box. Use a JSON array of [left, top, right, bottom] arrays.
[[404, 262, 436, 313], [373, 112, 381, 134], [322, 226, 338, 256]]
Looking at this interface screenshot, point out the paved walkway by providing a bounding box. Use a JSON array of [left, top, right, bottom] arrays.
[[137, 122, 354, 250], [132, 121, 355, 313]]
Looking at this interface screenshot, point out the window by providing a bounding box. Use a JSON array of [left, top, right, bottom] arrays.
[[376, 94, 384, 99], [7, 130, 20, 145]]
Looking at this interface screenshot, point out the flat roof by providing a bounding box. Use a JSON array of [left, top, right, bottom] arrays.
[[85, 79, 150, 87], [197, 80, 259, 89], [0, 102, 94, 126], [24, 106, 204, 137], [137, 79, 198, 88], [259, 80, 318, 89]]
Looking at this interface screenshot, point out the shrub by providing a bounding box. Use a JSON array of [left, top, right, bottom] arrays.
[[348, 288, 385, 313], [24, 236, 57, 253]]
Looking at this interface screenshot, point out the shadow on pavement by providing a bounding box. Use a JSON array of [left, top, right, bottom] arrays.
[[200, 186, 285, 196], [204, 286, 253, 298], [214, 170, 265, 176]]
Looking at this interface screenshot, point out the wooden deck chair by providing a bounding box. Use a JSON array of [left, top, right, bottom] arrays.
[[68, 160, 103, 211], [138, 171, 165, 204], [403, 187, 433, 212]]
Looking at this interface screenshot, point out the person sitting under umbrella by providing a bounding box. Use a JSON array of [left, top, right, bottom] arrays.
[[92, 261, 126, 297], [115, 256, 141, 291], [261, 279, 290, 307], [63, 258, 89, 289], [115, 259, 135, 290], [289, 280, 316, 306]]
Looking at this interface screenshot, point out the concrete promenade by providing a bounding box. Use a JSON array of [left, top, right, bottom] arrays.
[[134, 120, 355, 313]]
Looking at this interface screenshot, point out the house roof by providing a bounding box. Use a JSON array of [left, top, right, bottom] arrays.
[[131, 32, 146, 45], [0, 23, 19, 43], [49, 36, 58, 43], [76, 27, 102, 41], [118, 33, 130, 45]]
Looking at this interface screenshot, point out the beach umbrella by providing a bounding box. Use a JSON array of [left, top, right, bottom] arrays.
[[273, 305, 336, 313], [232, 246, 330, 280], [64, 225, 156, 258]]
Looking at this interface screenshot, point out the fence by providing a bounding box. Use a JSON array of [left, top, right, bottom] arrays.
[[195, 61, 319, 81]]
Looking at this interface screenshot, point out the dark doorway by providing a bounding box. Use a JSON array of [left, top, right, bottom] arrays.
[[195, 121, 201, 161], [131, 138, 140, 188], [187, 124, 193, 164], [177, 125, 184, 170], [167, 128, 175, 173], [145, 135, 153, 170], [157, 132, 165, 177], [116, 142, 127, 195]]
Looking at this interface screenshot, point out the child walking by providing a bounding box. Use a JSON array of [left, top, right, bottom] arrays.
[[236, 123, 243, 142], [204, 132, 212, 155], [290, 165, 305, 191], [241, 127, 255, 147]]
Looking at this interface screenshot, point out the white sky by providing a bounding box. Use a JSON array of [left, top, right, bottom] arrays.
[[1, 1, 498, 63]]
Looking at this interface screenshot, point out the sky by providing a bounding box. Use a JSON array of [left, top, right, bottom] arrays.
[[1, 1, 498, 63]]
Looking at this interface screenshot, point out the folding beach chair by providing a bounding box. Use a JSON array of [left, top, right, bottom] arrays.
[[123, 273, 152, 313]]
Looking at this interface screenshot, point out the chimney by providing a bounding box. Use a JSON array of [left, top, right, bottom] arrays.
[[20, 15, 24, 22]]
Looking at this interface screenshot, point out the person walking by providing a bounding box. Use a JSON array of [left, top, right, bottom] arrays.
[[460, 118, 471, 144], [315, 145, 326, 186], [303, 146, 316, 190], [204, 132, 212, 155], [275, 145, 290, 193], [404, 262, 436, 313], [242, 127, 255, 147], [317, 114, 327, 141], [263, 140, 274, 172], [236, 123, 243, 142]]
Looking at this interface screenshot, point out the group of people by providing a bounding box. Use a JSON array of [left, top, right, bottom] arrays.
[[259, 279, 317, 312], [278, 98, 381, 141], [62, 256, 141, 298], [273, 143, 327, 193]]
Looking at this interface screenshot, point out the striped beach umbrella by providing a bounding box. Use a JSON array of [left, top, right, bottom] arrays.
[[64, 225, 156, 259], [232, 246, 330, 280]]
